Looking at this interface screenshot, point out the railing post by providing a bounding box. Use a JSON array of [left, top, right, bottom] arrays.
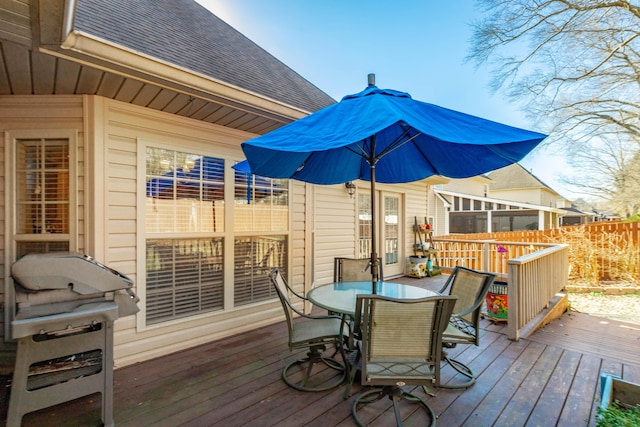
[[507, 260, 519, 340], [482, 241, 489, 272]]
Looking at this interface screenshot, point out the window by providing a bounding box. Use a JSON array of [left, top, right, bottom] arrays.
[[357, 193, 372, 258], [13, 135, 74, 257], [492, 211, 538, 232], [233, 169, 288, 306], [6, 131, 76, 339], [233, 235, 287, 306], [146, 238, 224, 324], [143, 147, 290, 323], [145, 148, 226, 324], [449, 212, 488, 234]]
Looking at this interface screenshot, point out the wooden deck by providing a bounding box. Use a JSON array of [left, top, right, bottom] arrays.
[[3, 275, 640, 426]]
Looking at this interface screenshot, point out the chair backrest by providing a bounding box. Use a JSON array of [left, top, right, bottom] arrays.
[[334, 257, 383, 282], [354, 294, 457, 387], [439, 266, 495, 343], [269, 268, 303, 344]]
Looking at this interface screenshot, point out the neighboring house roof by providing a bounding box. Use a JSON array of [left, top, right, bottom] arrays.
[[434, 189, 566, 214], [560, 206, 597, 218], [74, 0, 335, 114], [488, 163, 561, 197]]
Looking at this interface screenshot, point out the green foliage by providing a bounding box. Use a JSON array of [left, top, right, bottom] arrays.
[[624, 214, 640, 223], [596, 401, 640, 427]]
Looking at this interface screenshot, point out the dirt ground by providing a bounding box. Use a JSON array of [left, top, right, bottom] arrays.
[[567, 291, 640, 325]]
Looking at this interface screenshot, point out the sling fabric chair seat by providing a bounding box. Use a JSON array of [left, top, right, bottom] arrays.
[[347, 294, 457, 427], [269, 268, 350, 392]]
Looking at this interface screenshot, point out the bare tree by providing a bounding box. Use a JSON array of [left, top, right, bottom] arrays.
[[468, 0, 640, 216]]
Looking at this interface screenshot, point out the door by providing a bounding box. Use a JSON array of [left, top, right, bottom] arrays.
[[357, 191, 404, 277], [381, 192, 403, 276]]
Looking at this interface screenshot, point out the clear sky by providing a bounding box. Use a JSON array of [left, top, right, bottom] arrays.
[[196, 0, 574, 199]]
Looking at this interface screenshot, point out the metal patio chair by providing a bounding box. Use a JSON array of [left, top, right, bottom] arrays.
[[348, 294, 457, 427], [269, 268, 350, 392], [438, 266, 496, 388]]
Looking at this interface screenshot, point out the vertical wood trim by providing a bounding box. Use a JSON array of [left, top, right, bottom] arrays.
[[84, 95, 107, 259]]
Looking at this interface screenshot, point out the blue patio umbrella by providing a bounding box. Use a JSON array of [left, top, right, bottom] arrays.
[[241, 76, 548, 292]]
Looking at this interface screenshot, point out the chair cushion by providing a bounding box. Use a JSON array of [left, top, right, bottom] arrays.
[[291, 317, 345, 345]]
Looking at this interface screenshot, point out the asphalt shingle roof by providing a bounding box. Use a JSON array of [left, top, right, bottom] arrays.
[[74, 0, 336, 113]]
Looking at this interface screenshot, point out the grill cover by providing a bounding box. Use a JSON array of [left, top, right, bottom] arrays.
[[11, 252, 139, 325]]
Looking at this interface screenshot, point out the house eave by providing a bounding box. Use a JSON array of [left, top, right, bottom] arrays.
[[53, 30, 309, 123]]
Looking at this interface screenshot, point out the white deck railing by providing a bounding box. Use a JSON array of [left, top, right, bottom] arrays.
[[506, 244, 569, 340], [432, 238, 569, 340]]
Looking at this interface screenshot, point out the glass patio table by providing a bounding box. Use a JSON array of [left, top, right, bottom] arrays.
[[307, 281, 439, 317]]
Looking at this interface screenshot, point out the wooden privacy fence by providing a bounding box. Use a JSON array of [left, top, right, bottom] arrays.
[[435, 221, 639, 284]]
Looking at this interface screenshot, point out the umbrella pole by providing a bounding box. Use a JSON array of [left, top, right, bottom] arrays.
[[369, 138, 379, 294]]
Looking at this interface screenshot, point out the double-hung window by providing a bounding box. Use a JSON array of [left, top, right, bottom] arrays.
[[144, 146, 289, 325], [145, 148, 225, 324]]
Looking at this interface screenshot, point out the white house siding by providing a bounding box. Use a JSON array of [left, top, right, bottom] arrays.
[[312, 180, 430, 285], [290, 180, 309, 296], [0, 95, 85, 373], [92, 97, 310, 367], [441, 176, 490, 197], [1, 94, 435, 371], [313, 184, 357, 286], [403, 180, 431, 260], [490, 188, 545, 206]]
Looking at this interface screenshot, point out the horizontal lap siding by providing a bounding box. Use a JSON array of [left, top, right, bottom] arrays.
[[101, 98, 298, 367], [313, 181, 429, 285], [289, 180, 307, 290], [0, 95, 85, 374], [313, 185, 356, 285]]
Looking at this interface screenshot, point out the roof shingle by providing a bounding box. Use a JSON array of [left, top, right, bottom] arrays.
[[74, 0, 335, 113]]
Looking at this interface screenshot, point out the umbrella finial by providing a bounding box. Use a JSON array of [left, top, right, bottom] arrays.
[[367, 73, 375, 87]]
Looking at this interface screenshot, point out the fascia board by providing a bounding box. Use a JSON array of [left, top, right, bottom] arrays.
[[55, 30, 308, 121]]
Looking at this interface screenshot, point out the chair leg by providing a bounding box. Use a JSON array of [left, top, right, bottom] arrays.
[[282, 345, 347, 392], [352, 386, 436, 427], [439, 354, 476, 389], [342, 347, 361, 399]]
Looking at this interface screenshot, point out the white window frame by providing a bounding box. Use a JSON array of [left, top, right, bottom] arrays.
[[136, 140, 291, 331], [4, 129, 78, 339]]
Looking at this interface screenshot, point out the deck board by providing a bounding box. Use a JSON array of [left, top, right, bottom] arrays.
[[2, 275, 640, 427]]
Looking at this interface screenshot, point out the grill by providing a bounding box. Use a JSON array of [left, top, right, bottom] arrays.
[[7, 252, 139, 427]]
